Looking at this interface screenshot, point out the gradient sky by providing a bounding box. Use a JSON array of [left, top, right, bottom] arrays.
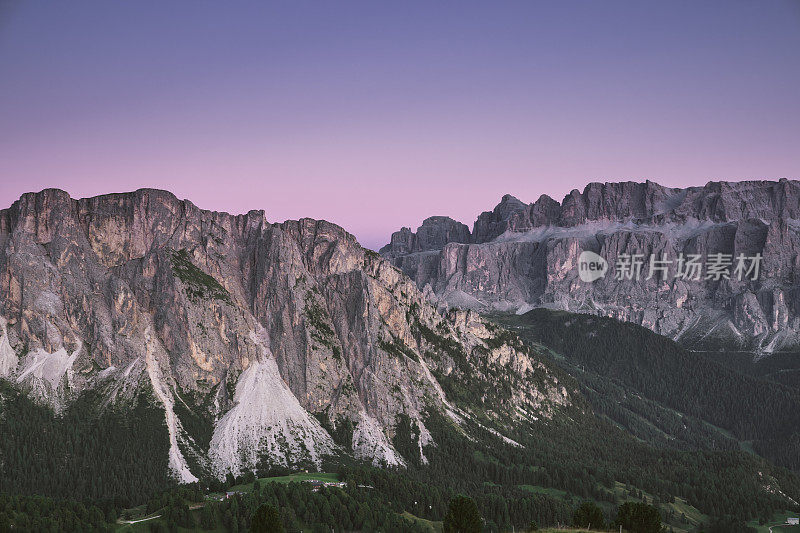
[[1, 1, 799, 249]]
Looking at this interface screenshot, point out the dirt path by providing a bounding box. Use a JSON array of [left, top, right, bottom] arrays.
[[118, 514, 161, 525]]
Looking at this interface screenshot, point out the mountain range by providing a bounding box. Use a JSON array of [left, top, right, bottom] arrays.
[[381, 179, 800, 354], [0, 188, 567, 483], [1, 185, 800, 531]]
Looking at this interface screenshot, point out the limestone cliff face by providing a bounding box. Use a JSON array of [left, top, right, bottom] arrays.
[[0, 188, 568, 481], [379, 216, 470, 255], [381, 180, 800, 353]]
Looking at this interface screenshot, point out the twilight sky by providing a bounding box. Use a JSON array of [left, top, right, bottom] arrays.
[[1, 1, 799, 250]]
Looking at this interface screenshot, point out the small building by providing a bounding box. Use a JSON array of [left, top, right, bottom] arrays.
[[308, 481, 346, 492], [788, 517, 799, 525]]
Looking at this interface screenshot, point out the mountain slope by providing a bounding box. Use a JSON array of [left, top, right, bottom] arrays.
[[490, 308, 800, 472], [0, 188, 569, 484]]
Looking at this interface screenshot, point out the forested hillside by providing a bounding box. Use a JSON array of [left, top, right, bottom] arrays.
[[3, 315, 800, 531], [0, 382, 172, 505], [490, 309, 800, 473]]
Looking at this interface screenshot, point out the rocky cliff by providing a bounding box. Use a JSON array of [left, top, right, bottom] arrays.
[[0, 188, 569, 482], [381, 179, 800, 353]]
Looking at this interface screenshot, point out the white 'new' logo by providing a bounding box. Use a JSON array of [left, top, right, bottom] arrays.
[[578, 251, 608, 282]]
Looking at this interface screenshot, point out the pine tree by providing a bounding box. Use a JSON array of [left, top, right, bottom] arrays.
[[250, 503, 284, 533], [443, 495, 482, 533], [573, 501, 604, 530]]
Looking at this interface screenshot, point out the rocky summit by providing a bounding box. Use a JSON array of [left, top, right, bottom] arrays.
[[0, 188, 569, 482], [381, 179, 800, 353]]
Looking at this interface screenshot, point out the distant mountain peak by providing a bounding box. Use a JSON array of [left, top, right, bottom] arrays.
[[381, 178, 800, 353]]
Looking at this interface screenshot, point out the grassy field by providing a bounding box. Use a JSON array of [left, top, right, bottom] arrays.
[[747, 510, 800, 533], [402, 511, 443, 532], [600, 481, 706, 533], [116, 473, 343, 532], [518, 484, 569, 499], [538, 527, 619, 533], [227, 471, 340, 493], [115, 510, 224, 532], [111, 472, 725, 533], [115, 518, 211, 532], [510, 479, 705, 533]]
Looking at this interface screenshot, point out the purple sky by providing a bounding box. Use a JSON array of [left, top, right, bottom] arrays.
[[1, 1, 799, 250]]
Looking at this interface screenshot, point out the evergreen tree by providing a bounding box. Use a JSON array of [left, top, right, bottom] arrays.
[[443, 495, 482, 533], [614, 502, 662, 533], [573, 501, 604, 530], [201, 502, 218, 529], [250, 503, 285, 533]]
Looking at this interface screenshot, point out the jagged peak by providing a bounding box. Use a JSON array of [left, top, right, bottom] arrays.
[[534, 193, 557, 204], [382, 178, 800, 252], [421, 215, 462, 226], [495, 194, 526, 210]]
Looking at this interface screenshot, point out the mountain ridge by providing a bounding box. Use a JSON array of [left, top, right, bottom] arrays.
[[381, 179, 800, 353], [2, 188, 800, 531], [0, 187, 569, 482]]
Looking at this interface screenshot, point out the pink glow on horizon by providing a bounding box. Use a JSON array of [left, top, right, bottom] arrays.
[[1, 2, 798, 250]]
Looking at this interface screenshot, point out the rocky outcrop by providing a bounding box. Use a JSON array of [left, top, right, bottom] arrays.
[[380, 216, 470, 256], [471, 194, 528, 244], [0, 188, 569, 481], [381, 179, 800, 353]]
